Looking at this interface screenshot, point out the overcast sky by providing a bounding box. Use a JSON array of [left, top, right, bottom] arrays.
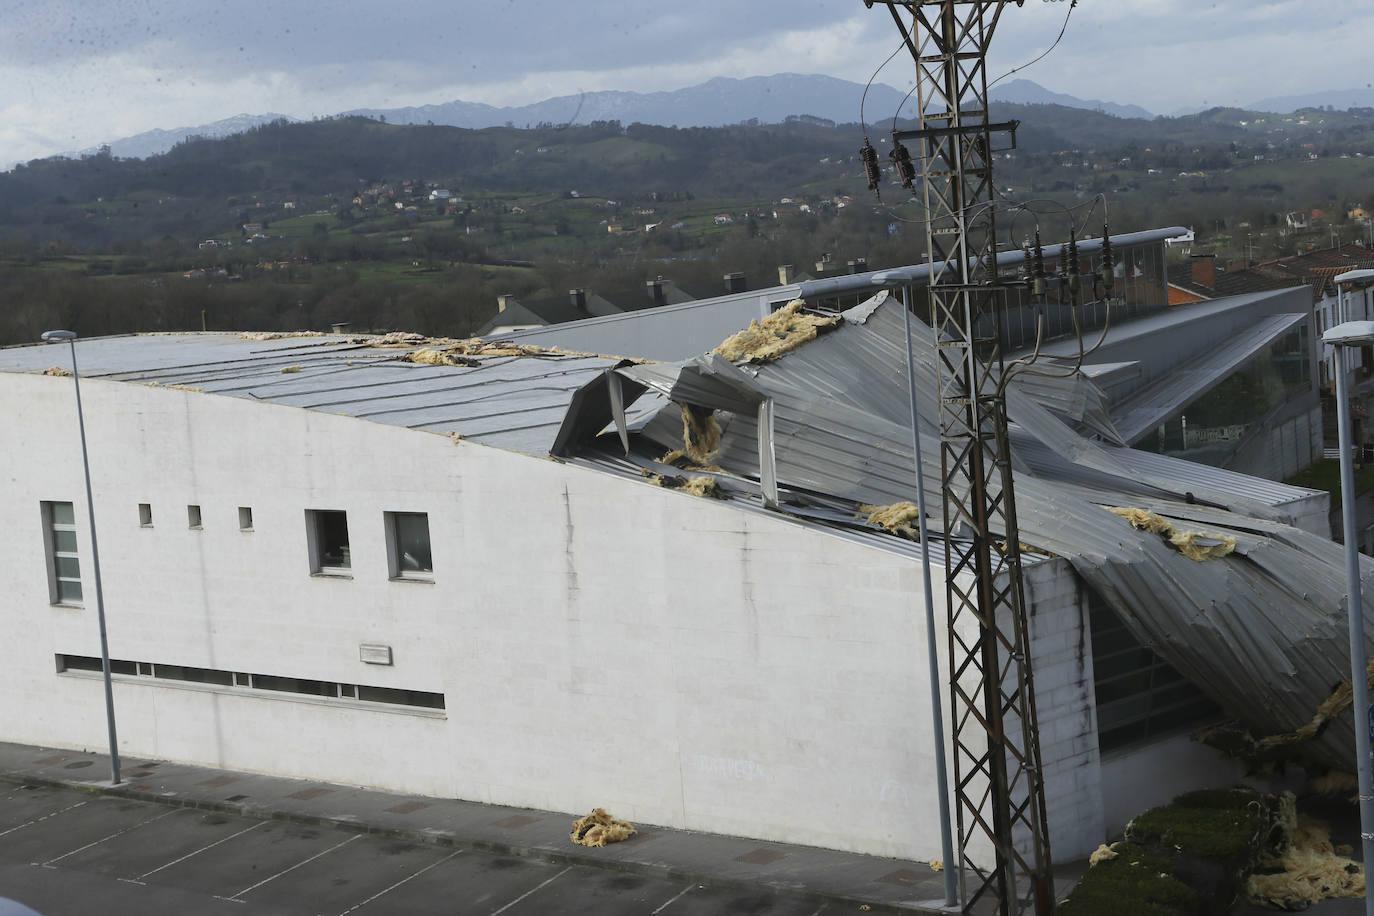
[[2, 0, 1367, 166]]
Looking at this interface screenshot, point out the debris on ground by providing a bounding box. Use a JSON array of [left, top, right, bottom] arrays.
[[570, 808, 636, 847], [1088, 844, 1118, 866], [280, 365, 301, 374], [1246, 792, 1365, 909], [42, 366, 71, 377], [714, 300, 840, 363], [928, 859, 944, 872]]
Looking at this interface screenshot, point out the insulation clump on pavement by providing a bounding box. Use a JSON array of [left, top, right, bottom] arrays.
[[1105, 506, 1236, 561], [714, 300, 840, 363], [42, 366, 72, 377], [1246, 792, 1365, 909], [570, 808, 636, 847]]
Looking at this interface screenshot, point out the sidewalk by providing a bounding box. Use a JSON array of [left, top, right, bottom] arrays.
[[0, 741, 1036, 914]]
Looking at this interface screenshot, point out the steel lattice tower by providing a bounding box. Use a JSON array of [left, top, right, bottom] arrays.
[[863, 2, 1054, 913]]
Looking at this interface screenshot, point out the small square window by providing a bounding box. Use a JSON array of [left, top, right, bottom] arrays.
[[386, 512, 432, 579], [188, 505, 202, 528], [138, 503, 153, 527], [307, 509, 351, 574], [238, 507, 253, 530]]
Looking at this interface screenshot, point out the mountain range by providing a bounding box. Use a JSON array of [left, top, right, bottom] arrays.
[[79, 75, 1373, 162]]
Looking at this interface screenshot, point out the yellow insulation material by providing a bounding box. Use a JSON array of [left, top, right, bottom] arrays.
[[405, 348, 479, 368], [861, 502, 923, 538], [683, 476, 721, 498], [1088, 844, 1119, 866], [167, 384, 203, 392], [570, 808, 636, 847], [680, 404, 722, 464], [658, 448, 722, 471], [928, 859, 944, 872], [1105, 505, 1237, 562], [1247, 792, 1365, 909], [238, 331, 326, 341], [1201, 661, 1374, 759], [1313, 771, 1359, 797], [42, 366, 72, 377], [640, 468, 722, 498], [280, 365, 302, 374], [713, 300, 840, 363]]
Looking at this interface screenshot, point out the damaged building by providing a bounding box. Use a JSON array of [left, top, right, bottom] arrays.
[[1, 234, 1365, 866]]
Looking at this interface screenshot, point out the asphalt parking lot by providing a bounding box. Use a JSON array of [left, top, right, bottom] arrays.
[[0, 783, 844, 915]]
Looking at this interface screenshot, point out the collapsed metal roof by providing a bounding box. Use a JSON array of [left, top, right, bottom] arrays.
[[552, 292, 1366, 770]]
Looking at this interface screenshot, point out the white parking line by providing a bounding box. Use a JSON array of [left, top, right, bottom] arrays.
[[138, 820, 266, 879], [489, 865, 573, 915], [649, 883, 697, 914], [43, 807, 179, 865], [337, 848, 464, 915], [228, 833, 362, 900], [0, 800, 88, 839]]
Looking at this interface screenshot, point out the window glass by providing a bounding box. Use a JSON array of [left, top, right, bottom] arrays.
[[393, 513, 432, 574], [45, 500, 82, 605], [312, 510, 351, 571]]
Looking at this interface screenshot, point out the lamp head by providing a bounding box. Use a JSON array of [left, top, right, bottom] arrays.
[[1322, 320, 1374, 347], [40, 330, 77, 342]]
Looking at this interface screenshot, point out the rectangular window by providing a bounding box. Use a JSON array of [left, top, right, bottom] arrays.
[[43, 501, 82, 605], [307, 509, 351, 574], [187, 505, 202, 529], [138, 503, 153, 527], [386, 512, 433, 580], [238, 507, 253, 531]]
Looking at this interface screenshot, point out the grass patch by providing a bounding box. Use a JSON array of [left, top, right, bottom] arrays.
[[1285, 458, 1374, 510], [1061, 788, 1279, 916]]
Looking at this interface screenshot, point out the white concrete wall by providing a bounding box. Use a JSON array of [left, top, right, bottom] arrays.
[[1024, 561, 1104, 863], [3, 373, 1081, 862], [1098, 732, 1245, 834]]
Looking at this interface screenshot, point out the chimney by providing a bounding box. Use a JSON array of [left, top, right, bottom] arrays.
[[646, 278, 665, 305], [1190, 255, 1216, 289], [724, 272, 747, 294], [778, 264, 796, 285], [497, 294, 515, 313], [847, 257, 868, 275], [569, 288, 587, 311]]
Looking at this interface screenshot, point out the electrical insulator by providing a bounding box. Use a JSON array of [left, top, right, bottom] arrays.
[[1033, 231, 1047, 297], [860, 140, 882, 193], [1067, 229, 1081, 297], [1057, 239, 1068, 282], [1100, 224, 1115, 294], [1022, 243, 1034, 282], [889, 141, 917, 189]]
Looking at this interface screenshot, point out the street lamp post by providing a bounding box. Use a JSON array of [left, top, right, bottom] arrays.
[[1322, 319, 1374, 915], [40, 330, 121, 786]]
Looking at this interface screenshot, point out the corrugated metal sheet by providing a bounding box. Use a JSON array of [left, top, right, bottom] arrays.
[[1110, 312, 1308, 444], [0, 333, 620, 456]]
